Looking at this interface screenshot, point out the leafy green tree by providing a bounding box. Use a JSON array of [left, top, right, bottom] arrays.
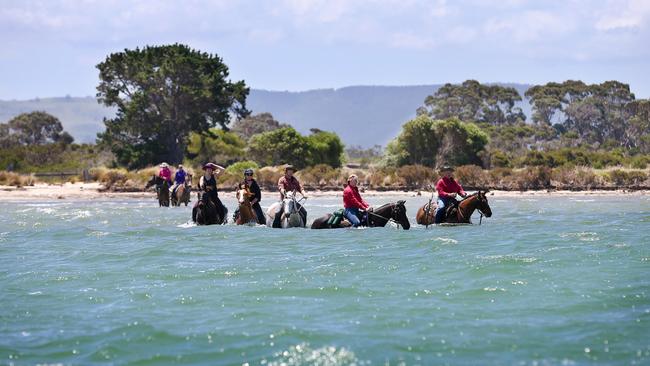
[[230, 112, 288, 140], [421, 80, 523, 125], [248, 127, 313, 169], [306, 129, 345, 168], [4, 111, 73, 146], [186, 129, 246, 166], [386, 116, 488, 167], [96, 44, 249, 168]]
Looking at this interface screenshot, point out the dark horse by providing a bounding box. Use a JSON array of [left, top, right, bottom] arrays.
[[192, 192, 228, 225], [311, 200, 411, 230], [416, 190, 492, 225], [145, 175, 170, 207]]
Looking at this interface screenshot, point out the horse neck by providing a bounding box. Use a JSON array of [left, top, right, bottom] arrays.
[[458, 195, 478, 222], [372, 204, 393, 226]]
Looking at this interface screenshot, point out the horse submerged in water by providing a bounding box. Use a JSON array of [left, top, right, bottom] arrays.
[[416, 190, 492, 226], [171, 174, 192, 207], [145, 175, 170, 207], [266, 192, 307, 228], [311, 200, 411, 230], [192, 192, 228, 225], [233, 185, 258, 225]]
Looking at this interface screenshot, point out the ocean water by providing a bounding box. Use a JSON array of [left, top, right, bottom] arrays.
[[0, 194, 649, 365]]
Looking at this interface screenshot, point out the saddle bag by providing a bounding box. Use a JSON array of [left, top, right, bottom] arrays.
[[327, 209, 345, 226]]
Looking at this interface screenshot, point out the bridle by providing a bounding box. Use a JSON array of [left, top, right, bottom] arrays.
[[367, 202, 406, 229]]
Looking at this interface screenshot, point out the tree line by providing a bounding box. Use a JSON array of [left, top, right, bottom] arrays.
[[1, 43, 649, 174]]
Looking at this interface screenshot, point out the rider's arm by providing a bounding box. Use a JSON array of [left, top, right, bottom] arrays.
[[213, 165, 225, 176]]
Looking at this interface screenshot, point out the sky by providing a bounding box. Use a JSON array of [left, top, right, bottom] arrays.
[[1, 0, 649, 100]]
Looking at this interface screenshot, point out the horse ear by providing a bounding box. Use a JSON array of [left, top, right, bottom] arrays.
[[397, 200, 405, 205]]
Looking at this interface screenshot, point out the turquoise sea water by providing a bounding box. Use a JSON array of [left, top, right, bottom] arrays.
[[0, 194, 649, 365]]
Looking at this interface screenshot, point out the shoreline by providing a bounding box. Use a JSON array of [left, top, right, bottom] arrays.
[[0, 182, 648, 201]]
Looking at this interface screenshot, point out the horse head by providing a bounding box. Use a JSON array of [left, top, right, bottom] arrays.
[[476, 190, 492, 218], [145, 175, 158, 189], [392, 200, 410, 230]]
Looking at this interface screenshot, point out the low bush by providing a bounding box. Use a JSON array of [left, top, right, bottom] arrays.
[[396, 165, 435, 189], [454, 165, 488, 189], [0, 171, 36, 187], [551, 167, 602, 189], [605, 169, 648, 186], [298, 164, 343, 187]]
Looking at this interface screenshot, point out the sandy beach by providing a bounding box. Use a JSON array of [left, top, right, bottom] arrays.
[[1, 182, 648, 201]]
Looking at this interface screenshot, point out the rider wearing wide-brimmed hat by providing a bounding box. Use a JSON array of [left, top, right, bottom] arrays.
[[434, 164, 467, 224], [277, 164, 308, 201], [241, 168, 266, 225], [272, 164, 308, 228], [156, 162, 173, 194]]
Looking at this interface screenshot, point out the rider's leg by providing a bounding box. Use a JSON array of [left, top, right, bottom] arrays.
[[298, 204, 307, 225], [434, 198, 447, 224], [253, 203, 266, 225], [344, 208, 361, 227]]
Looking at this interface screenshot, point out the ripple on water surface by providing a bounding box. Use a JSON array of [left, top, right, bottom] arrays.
[[0, 196, 649, 365]]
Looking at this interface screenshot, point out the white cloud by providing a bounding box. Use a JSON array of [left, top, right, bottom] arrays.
[[484, 10, 573, 43], [595, 0, 650, 30]]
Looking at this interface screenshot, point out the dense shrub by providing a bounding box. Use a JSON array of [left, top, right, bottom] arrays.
[[551, 167, 602, 189], [454, 165, 489, 188], [298, 164, 343, 187], [605, 170, 648, 186], [396, 165, 435, 189], [255, 166, 283, 190]]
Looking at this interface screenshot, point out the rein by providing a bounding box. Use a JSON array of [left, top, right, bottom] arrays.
[[366, 204, 403, 229]]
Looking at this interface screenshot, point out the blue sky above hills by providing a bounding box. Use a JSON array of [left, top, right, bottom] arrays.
[[1, 0, 649, 99]]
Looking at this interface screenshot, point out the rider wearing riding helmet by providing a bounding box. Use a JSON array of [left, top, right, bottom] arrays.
[[242, 168, 266, 225], [434, 164, 467, 224], [343, 174, 371, 227], [198, 162, 226, 212]]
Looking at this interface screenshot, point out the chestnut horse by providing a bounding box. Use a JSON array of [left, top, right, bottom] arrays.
[[311, 200, 411, 229], [416, 190, 492, 225], [171, 175, 192, 207], [145, 175, 170, 207], [234, 186, 257, 225]]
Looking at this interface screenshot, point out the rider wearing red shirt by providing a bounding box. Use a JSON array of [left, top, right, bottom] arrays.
[[434, 164, 467, 224], [343, 174, 370, 227]]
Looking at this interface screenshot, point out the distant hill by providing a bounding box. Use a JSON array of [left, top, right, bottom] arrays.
[[0, 84, 532, 147]]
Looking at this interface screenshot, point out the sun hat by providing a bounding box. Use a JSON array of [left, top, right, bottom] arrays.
[[439, 164, 454, 172], [347, 174, 358, 182], [244, 168, 254, 176], [160, 162, 169, 168], [202, 162, 218, 170], [284, 164, 296, 172]]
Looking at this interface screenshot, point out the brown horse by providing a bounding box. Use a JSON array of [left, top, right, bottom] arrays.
[[234, 186, 257, 225], [171, 175, 192, 207], [145, 175, 170, 207], [416, 190, 492, 225]]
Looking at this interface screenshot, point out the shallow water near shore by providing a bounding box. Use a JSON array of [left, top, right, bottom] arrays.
[[1, 195, 649, 365]]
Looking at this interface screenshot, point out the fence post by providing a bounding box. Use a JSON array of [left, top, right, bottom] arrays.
[[82, 169, 90, 182]]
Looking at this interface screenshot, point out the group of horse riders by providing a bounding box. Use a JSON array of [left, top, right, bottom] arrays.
[[155, 160, 482, 227]]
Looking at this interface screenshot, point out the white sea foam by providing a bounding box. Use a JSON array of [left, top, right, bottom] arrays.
[[432, 237, 458, 245], [266, 343, 365, 366]]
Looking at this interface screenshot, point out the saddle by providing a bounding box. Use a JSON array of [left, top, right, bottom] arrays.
[[444, 201, 460, 220]]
